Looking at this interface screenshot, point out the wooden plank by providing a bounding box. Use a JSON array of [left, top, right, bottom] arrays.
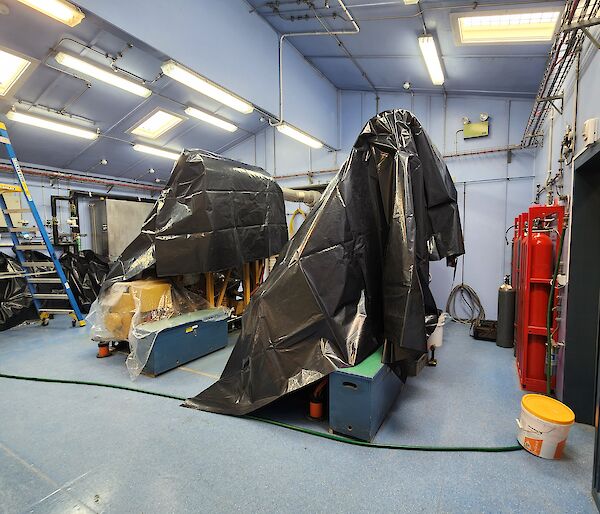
[[217, 269, 231, 307], [243, 262, 251, 306], [205, 272, 215, 307]]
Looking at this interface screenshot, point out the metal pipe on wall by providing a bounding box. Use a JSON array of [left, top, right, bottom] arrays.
[[0, 163, 162, 193]]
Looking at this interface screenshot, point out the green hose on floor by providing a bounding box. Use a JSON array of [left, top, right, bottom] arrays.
[[0, 372, 523, 453]]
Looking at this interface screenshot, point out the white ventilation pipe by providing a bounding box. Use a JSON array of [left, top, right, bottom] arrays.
[[282, 188, 321, 207]]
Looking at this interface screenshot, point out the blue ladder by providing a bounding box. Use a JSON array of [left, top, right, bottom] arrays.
[[0, 121, 85, 327]]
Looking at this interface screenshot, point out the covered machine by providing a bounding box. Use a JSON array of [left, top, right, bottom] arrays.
[[186, 109, 465, 416], [89, 149, 288, 376]]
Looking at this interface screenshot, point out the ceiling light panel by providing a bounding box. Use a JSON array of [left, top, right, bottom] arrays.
[[417, 35, 444, 86], [184, 107, 237, 132], [276, 123, 323, 149], [0, 49, 32, 97], [161, 60, 254, 114], [17, 0, 85, 27], [133, 144, 180, 161], [130, 110, 184, 139], [55, 52, 152, 98], [455, 10, 561, 44], [7, 111, 98, 140]]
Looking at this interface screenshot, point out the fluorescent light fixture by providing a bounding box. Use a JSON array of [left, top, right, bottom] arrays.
[[161, 60, 254, 114], [454, 10, 561, 44], [0, 49, 32, 97], [130, 109, 184, 139], [403, 0, 419, 4], [55, 52, 151, 98], [184, 106, 237, 132], [6, 110, 98, 140], [16, 0, 85, 27], [276, 123, 323, 149], [418, 35, 444, 86], [133, 144, 180, 161]]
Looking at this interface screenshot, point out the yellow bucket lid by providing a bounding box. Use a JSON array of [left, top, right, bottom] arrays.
[[521, 394, 575, 425]]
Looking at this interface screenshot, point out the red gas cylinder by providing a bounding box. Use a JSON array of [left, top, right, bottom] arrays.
[[528, 231, 553, 380], [530, 232, 553, 278]]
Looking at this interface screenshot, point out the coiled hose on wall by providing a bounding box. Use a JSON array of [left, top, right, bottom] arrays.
[[446, 283, 486, 326], [0, 372, 522, 453]]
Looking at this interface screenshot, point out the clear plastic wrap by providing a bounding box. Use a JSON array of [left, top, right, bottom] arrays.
[[88, 278, 228, 378]]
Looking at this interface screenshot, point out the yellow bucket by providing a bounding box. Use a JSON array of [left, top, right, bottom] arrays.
[[517, 394, 575, 459]]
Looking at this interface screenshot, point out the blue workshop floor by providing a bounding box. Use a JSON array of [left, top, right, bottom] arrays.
[[0, 319, 596, 513]]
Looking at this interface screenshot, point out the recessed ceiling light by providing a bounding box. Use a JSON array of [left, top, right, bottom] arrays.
[[55, 52, 151, 98], [453, 9, 561, 44], [6, 110, 98, 140], [130, 110, 184, 139], [17, 0, 85, 27], [0, 48, 34, 97], [184, 106, 237, 132], [161, 60, 254, 114]]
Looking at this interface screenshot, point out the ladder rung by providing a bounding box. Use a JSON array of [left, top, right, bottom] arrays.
[[3, 208, 30, 214], [22, 262, 55, 268], [16, 244, 47, 251], [0, 184, 22, 194], [9, 227, 38, 232], [39, 309, 74, 314], [33, 293, 69, 300], [28, 278, 62, 284]]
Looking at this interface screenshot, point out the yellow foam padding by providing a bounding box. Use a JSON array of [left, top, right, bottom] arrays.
[[104, 312, 122, 333], [116, 312, 134, 340], [522, 394, 575, 425], [129, 280, 172, 312], [110, 292, 135, 314]]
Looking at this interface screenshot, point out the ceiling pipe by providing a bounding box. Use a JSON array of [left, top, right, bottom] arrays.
[[0, 163, 161, 193], [277, 0, 363, 124]]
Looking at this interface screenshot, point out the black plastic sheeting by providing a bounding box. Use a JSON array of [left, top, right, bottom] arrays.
[[104, 149, 288, 284], [186, 110, 465, 415], [60, 250, 110, 312], [0, 252, 35, 331], [0, 249, 109, 330]]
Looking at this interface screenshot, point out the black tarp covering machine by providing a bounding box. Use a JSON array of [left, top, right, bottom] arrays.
[[186, 109, 465, 416]]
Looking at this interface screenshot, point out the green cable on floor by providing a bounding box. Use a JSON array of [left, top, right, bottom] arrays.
[[0, 372, 523, 453]]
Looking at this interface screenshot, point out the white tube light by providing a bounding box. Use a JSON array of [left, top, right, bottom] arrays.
[[6, 111, 98, 140], [184, 106, 237, 133], [276, 123, 323, 149], [133, 144, 180, 161], [161, 60, 254, 114], [55, 52, 151, 98], [418, 35, 445, 86], [16, 0, 85, 27]]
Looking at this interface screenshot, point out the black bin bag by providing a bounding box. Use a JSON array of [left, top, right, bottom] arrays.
[[185, 109, 465, 415]]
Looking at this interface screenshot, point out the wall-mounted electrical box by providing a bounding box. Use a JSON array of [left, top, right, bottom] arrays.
[[463, 120, 489, 139], [583, 118, 599, 147]]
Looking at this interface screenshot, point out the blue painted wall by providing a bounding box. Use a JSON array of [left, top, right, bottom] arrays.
[[75, 0, 339, 147]]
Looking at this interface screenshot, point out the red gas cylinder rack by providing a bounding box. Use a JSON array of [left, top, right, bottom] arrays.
[[511, 213, 524, 349], [515, 204, 564, 393]]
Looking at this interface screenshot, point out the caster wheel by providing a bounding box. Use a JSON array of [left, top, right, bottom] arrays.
[[41, 319, 49, 327], [72, 320, 76, 327]]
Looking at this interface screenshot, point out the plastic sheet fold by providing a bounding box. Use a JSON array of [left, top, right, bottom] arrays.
[[186, 110, 464, 415]]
